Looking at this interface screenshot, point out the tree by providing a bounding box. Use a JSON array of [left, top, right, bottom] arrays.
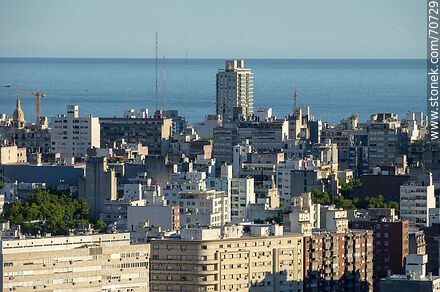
[[94, 221, 107, 233], [1, 189, 91, 235], [311, 190, 331, 205], [388, 201, 399, 213], [312, 189, 399, 214], [339, 178, 362, 199]]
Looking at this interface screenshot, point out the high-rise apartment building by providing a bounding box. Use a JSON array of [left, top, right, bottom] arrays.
[[149, 231, 304, 292], [349, 219, 409, 291], [0, 233, 150, 291], [400, 173, 436, 228], [50, 105, 100, 162], [303, 230, 374, 292], [216, 60, 253, 121], [367, 113, 401, 170]]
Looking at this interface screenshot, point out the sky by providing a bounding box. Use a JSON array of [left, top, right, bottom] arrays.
[[0, 0, 426, 59]]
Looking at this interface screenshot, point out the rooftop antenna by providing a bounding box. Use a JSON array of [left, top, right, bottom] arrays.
[[185, 51, 188, 122], [293, 87, 298, 114], [155, 32, 158, 113], [327, 95, 330, 123], [163, 55, 166, 113]]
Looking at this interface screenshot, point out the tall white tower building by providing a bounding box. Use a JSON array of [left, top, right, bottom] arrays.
[[51, 105, 100, 162], [400, 172, 436, 228], [216, 60, 253, 121]]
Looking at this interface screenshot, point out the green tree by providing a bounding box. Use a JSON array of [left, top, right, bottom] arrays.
[[1, 189, 91, 235], [311, 190, 331, 205], [339, 178, 362, 199], [94, 221, 107, 233]]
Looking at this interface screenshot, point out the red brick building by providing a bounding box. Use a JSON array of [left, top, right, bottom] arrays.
[[348, 220, 409, 291], [303, 230, 374, 292]]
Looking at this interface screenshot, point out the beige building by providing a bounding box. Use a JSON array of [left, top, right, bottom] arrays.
[[0, 146, 27, 165], [150, 232, 304, 292], [216, 60, 254, 121], [0, 233, 150, 291]]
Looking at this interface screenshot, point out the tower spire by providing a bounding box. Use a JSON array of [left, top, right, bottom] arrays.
[[13, 96, 25, 124], [294, 87, 298, 113]]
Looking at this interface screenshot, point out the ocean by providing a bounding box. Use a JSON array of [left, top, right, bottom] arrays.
[[0, 58, 426, 125]]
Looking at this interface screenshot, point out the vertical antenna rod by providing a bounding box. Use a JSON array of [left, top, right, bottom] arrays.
[[155, 32, 158, 113], [294, 87, 298, 113], [163, 55, 166, 112], [185, 51, 188, 122]]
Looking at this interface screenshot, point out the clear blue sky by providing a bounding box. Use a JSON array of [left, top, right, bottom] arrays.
[[0, 0, 425, 59]]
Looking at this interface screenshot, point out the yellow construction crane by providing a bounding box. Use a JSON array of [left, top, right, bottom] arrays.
[[14, 88, 47, 122]]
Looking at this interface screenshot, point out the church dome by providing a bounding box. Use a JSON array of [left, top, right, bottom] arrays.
[[13, 97, 25, 123]]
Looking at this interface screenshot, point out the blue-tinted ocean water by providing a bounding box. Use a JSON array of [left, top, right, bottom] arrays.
[[0, 58, 426, 125]]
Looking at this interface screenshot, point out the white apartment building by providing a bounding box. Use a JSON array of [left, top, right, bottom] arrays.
[[51, 105, 100, 162], [232, 142, 252, 177], [229, 177, 255, 222], [368, 113, 401, 170], [276, 158, 322, 202], [0, 233, 150, 291], [179, 189, 230, 227], [320, 205, 349, 232], [163, 172, 207, 207], [123, 183, 163, 206], [404, 112, 428, 142], [287, 192, 321, 230], [289, 211, 312, 235], [127, 204, 180, 242], [216, 60, 254, 121], [206, 165, 255, 222], [253, 107, 273, 121], [400, 175, 436, 228], [0, 145, 27, 164], [277, 161, 295, 202]]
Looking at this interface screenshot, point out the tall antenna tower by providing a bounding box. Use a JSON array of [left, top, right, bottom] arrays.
[[155, 32, 158, 113], [293, 87, 298, 113], [185, 51, 188, 122], [163, 55, 166, 112]]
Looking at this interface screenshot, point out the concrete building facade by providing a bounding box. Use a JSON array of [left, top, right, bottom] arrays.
[[303, 230, 374, 292], [179, 190, 230, 227], [78, 157, 117, 220], [50, 105, 100, 162], [216, 60, 254, 121], [367, 113, 401, 170], [349, 219, 409, 290], [149, 233, 304, 292], [0, 233, 150, 291], [0, 146, 27, 164], [400, 178, 436, 228], [100, 116, 172, 155]]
